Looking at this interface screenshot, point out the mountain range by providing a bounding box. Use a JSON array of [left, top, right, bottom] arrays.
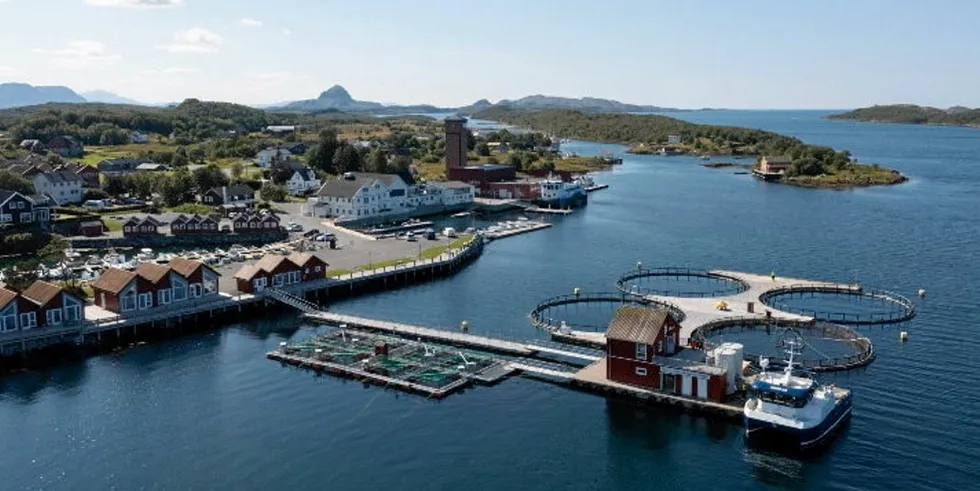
[[0, 82, 675, 114]]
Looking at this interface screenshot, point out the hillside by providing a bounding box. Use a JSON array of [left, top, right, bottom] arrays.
[[829, 104, 980, 127], [475, 107, 906, 188], [479, 95, 674, 113], [0, 83, 86, 109], [81, 90, 144, 105]]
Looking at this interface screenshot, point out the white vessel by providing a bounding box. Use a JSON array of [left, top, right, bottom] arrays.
[[743, 341, 852, 448]]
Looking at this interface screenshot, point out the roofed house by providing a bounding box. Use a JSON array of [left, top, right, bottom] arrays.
[[0, 190, 51, 227], [47, 136, 84, 158], [264, 125, 296, 137], [604, 306, 727, 401], [55, 162, 100, 188], [32, 170, 84, 205], [758, 155, 793, 176], [20, 139, 44, 152], [91, 268, 140, 313], [232, 212, 280, 233], [283, 142, 309, 155], [168, 257, 220, 299], [276, 159, 321, 196], [170, 214, 219, 235], [234, 252, 326, 293], [98, 158, 152, 176], [309, 172, 410, 220], [122, 215, 162, 237], [0, 281, 84, 332], [202, 185, 255, 206], [254, 147, 292, 168]]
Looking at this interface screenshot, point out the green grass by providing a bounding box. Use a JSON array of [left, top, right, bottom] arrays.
[[104, 219, 123, 232], [326, 269, 354, 278], [419, 236, 473, 259], [80, 143, 174, 167], [355, 257, 414, 271], [166, 203, 213, 215]]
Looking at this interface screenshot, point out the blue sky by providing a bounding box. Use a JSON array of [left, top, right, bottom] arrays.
[[0, 0, 978, 108]]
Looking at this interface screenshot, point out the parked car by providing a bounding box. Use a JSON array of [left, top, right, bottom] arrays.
[[220, 224, 231, 232], [303, 228, 320, 238], [406, 232, 417, 242], [286, 223, 303, 232]]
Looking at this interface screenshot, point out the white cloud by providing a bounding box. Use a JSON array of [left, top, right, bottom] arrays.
[[33, 40, 121, 70], [156, 28, 223, 54], [282, 29, 293, 36], [85, 0, 183, 7], [240, 18, 262, 27], [142, 67, 199, 75]]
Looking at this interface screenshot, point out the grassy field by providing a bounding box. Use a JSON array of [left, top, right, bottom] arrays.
[[166, 203, 214, 215], [80, 143, 174, 167], [103, 219, 123, 232]]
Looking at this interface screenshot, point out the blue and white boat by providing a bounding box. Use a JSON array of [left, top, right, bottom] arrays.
[[743, 341, 852, 448]]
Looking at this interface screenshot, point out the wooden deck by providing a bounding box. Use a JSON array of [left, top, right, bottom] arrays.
[[303, 311, 535, 356]]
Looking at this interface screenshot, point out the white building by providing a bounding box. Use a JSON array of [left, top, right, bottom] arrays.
[[32, 171, 83, 205], [426, 181, 475, 207], [285, 166, 321, 196], [254, 147, 292, 168], [667, 134, 682, 144], [130, 131, 149, 144], [310, 172, 410, 220]]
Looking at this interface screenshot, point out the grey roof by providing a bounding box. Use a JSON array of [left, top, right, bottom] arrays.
[[207, 185, 255, 200], [99, 158, 150, 171], [295, 169, 317, 181], [605, 306, 672, 345], [27, 194, 52, 206], [316, 172, 404, 198], [426, 180, 472, 189], [276, 159, 307, 172], [136, 163, 167, 171], [36, 171, 83, 183]]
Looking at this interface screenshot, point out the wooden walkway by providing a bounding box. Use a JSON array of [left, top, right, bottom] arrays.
[[303, 311, 535, 356]]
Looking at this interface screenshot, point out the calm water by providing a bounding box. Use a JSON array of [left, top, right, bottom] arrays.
[[2, 111, 979, 490]]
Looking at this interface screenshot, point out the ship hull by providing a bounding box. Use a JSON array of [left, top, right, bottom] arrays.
[[745, 394, 852, 448]]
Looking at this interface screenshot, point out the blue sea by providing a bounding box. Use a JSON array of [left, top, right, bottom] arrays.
[[1, 110, 978, 490]]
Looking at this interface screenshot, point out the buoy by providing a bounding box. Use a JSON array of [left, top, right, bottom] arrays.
[[636, 261, 643, 271], [460, 320, 469, 332], [918, 289, 926, 298], [900, 331, 909, 342], [573, 287, 581, 297], [770, 271, 776, 281]]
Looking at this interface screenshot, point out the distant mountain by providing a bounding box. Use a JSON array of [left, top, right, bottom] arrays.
[[81, 90, 144, 105], [829, 104, 980, 128], [0, 82, 86, 109], [278, 85, 387, 112], [468, 94, 675, 114]]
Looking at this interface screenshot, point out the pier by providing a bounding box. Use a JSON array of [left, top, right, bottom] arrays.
[[522, 207, 575, 215], [484, 221, 552, 241]]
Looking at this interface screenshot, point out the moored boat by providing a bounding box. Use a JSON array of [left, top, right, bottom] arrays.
[[743, 341, 852, 449]]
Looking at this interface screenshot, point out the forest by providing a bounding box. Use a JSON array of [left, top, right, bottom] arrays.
[[828, 104, 980, 127]]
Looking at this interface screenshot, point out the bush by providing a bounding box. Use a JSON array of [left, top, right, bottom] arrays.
[[0, 232, 49, 256], [83, 189, 110, 201], [259, 183, 288, 202]]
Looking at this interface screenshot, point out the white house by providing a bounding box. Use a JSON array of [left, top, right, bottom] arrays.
[[310, 172, 410, 220], [667, 134, 682, 144], [254, 147, 292, 168], [426, 181, 475, 207], [130, 131, 149, 144], [32, 171, 83, 205], [285, 166, 321, 196]]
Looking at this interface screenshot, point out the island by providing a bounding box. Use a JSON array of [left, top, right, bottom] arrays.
[[829, 104, 980, 128], [473, 107, 907, 189]]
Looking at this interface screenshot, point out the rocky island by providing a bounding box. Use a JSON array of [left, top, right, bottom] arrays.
[[829, 104, 980, 128], [474, 107, 907, 189]]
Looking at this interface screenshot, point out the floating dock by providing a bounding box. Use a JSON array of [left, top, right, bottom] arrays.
[[523, 207, 575, 215], [484, 222, 552, 241]]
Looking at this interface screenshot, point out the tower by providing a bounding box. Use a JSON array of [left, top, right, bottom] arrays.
[[444, 117, 467, 174]]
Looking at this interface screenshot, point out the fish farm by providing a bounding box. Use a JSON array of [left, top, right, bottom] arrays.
[[267, 330, 513, 398]]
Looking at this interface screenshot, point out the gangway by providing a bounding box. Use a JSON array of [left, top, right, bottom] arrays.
[[265, 288, 326, 315]]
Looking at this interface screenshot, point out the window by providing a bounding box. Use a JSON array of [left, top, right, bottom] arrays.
[[20, 312, 37, 329], [1, 308, 16, 332], [189, 284, 203, 298], [173, 282, 187, 301], [47, 309, 63, 325], [158, 289, 172, 305], [122, 291, 137, 311], [138, 292, 152, 309], [64, 304, 81, 322], [204, 279, 216, 294], [635, 343, 647, 360], [20, 213, 32, 222], [635, 367, 648, 376], [273, 274, 285, 287]]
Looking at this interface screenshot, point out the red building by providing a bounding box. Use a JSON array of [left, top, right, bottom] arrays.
[[443, 117, 518, 195], [79, 220, 104, 237], [171, 214, 220, 235], [605, 306, 727, 402], [91, 259, 219, 314], [234, 252, 328, 293], [0, 281, 84, 332], [232, 212, 280, 233], [122, 216, 162, 237]]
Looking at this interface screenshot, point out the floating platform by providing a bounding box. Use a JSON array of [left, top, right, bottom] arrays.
[[484, 222, 552, 241], [268, 330, 513, 398]]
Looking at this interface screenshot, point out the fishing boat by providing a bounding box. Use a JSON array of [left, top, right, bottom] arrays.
[[744, 340, 853, 448]]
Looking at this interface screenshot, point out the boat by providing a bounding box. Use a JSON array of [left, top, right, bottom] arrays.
[[700, 155, 711, 161], [451, 211, 472, 218], [743, 340, 853, 449], [136, 248, 155, 262]]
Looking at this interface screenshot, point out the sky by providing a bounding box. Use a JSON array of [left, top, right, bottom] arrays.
[[0, 0, 979, 109]]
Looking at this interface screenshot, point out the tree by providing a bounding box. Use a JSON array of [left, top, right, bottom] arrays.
[[332, 143, 363, 173], [159, 171, 195, 206], [171, 146, 189, 167], [307, 128, 340, 174], [189, 147, 206, 164], [259, 183, 287, 202], [475, 142, 490, 156], [365, 149, 389, 173], [506, 153, 523, 171], [465, 129, 476, 151], [192, 164, 228, 192], [270, 163, 294, 185], [230, 161, 245, 180], [0, 170, 35, 195]]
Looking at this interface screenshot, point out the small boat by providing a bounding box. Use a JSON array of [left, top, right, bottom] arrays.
[[136, 248, 155, 262], [451, 211, 472, 218], [744, 340, 853, 449], [700, 155, 711, 161]]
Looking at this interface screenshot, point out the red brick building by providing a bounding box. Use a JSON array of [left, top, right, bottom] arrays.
[[605, 306, 727, 402], [0, 281, 84, 332]]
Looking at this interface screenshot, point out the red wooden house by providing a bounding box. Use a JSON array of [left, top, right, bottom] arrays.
[[605, 306, 727, 402], [288, 252, 328, 282], [0, 281, 84, 332], [234, 252, 326, 293], [122, 216, 162, 237], [168, 257, 221, 299], [171, 214, 220, 235], [233, 212, 280, 233]]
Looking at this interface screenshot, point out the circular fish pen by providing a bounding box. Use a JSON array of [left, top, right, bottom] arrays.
[[529, 292, 686, 333], [759, 285, 916, 325], [616, 267, 750, 298], [689, 317, 875, 372]]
